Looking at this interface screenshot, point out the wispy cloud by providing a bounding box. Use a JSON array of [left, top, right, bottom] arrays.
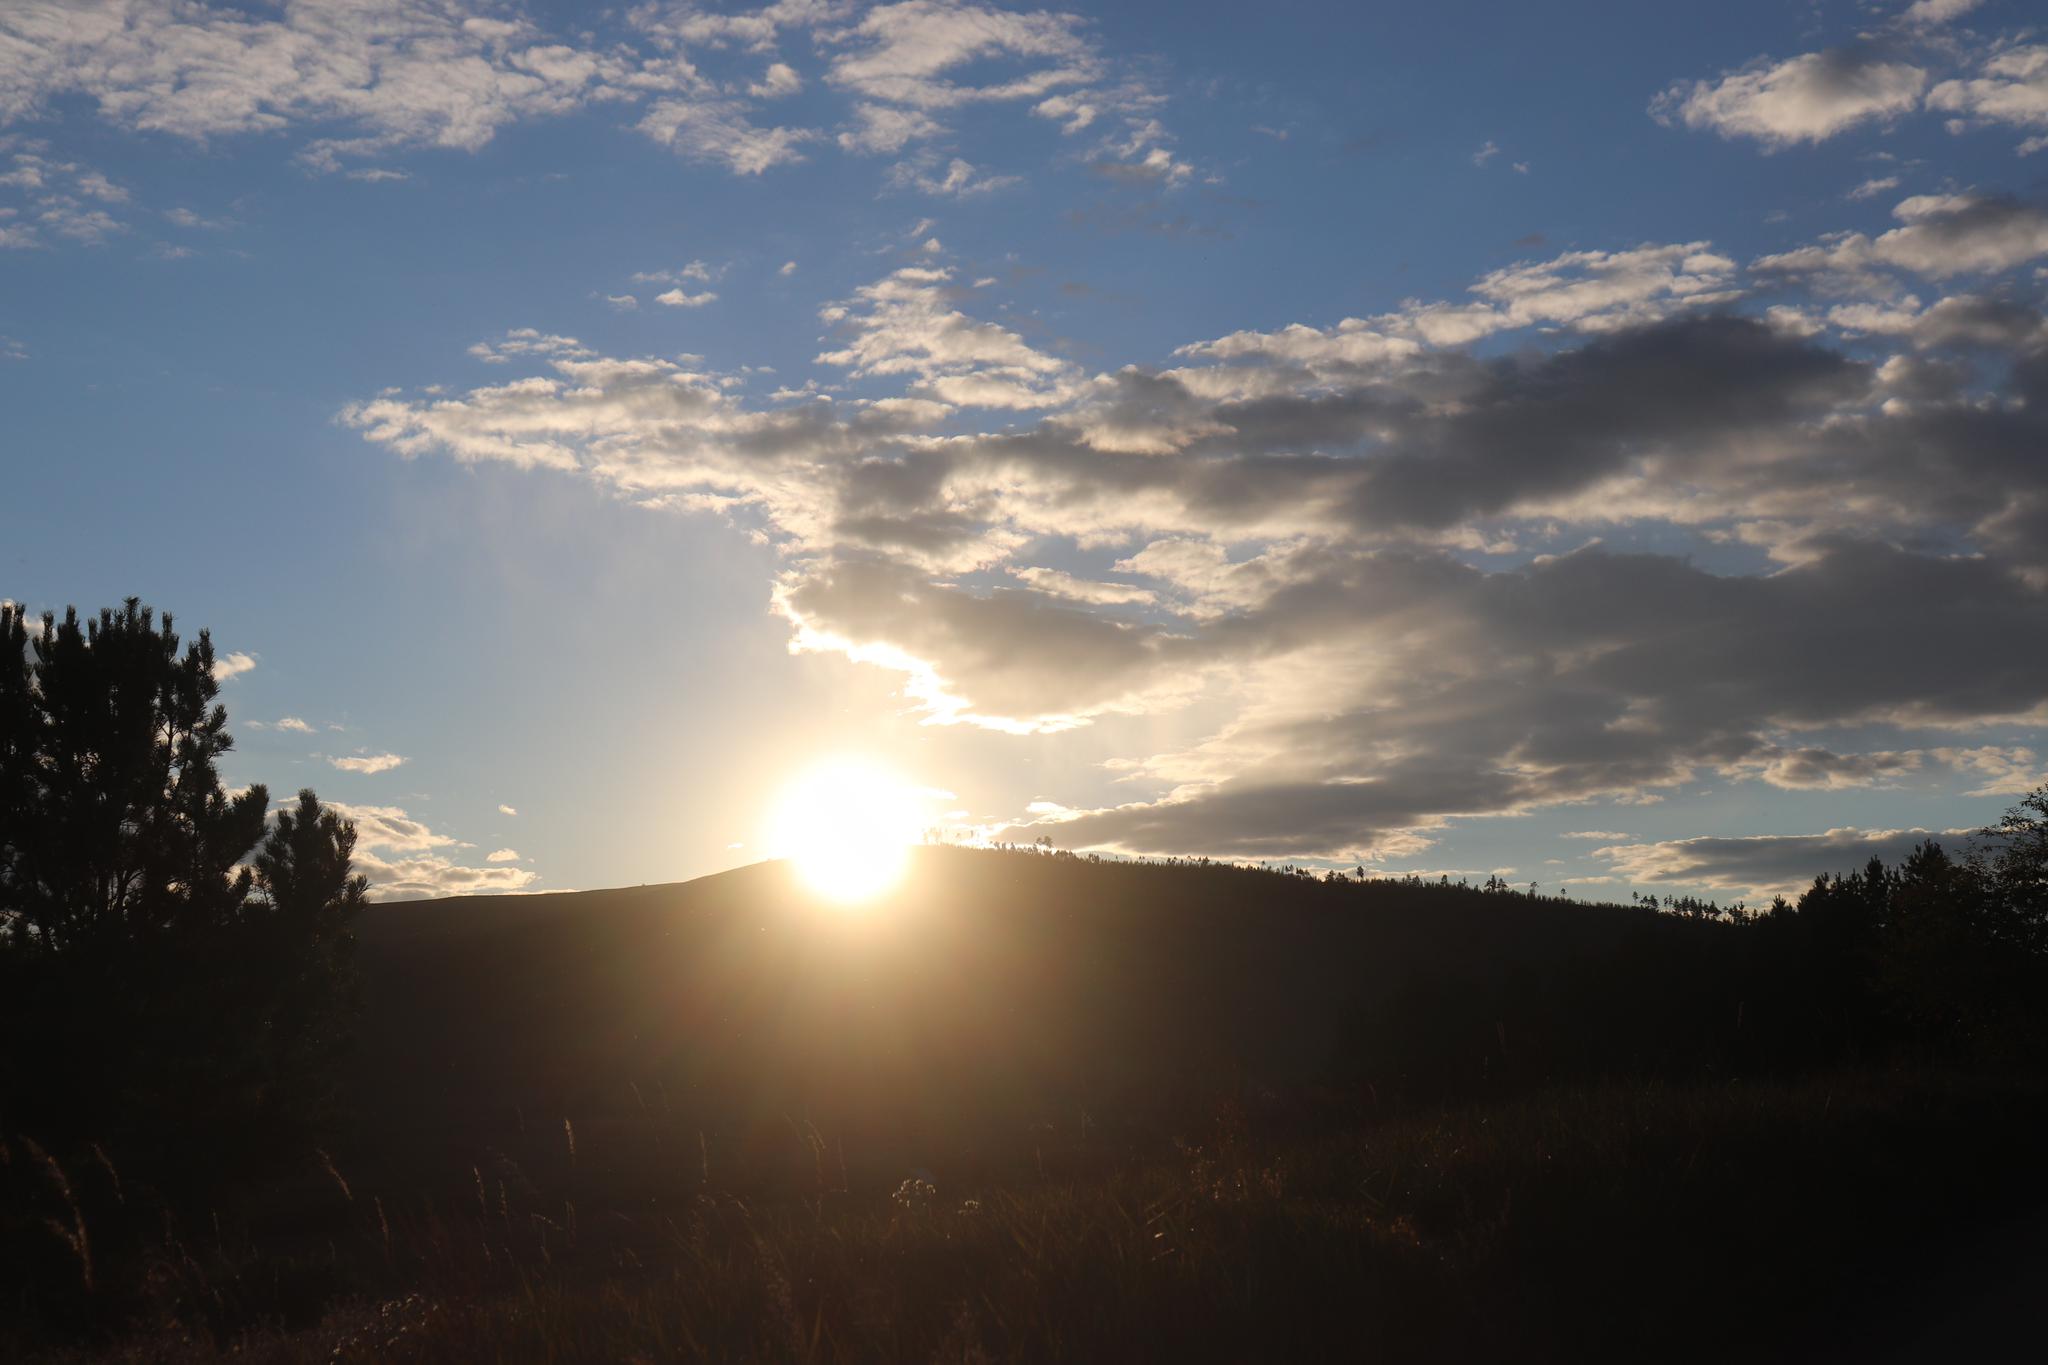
[[331, 752, 406, 775]]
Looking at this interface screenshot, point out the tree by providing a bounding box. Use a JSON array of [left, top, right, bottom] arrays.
[[0, 599, 366, 1152], [1979, 785, 2048, 955]]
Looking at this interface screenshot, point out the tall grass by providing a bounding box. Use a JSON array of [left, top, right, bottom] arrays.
[[8, 1067, 2040, 1362]]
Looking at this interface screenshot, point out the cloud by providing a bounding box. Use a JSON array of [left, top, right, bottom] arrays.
[[211, 651, 256, 682], [331, 752, 406, 775], [1472, 139, 1500, 166], [485, 847, 521, 862], [1653, 46, 1927, 147], [1011, 566, 1156, 606], [837, 102, 945, 153], [1593, 826, 1975, 898], [638, 97, 817, 174], [780, 260, 798, 275], [498, 803, 518, 816], [656, 287, 719, 307], [1903, 0, 1982, 25], [824, 1, 1099, 111], [605, 293, 638, 310], [816, 265, 1079, 409], [0, 145, 133, 246], [0, 0, 700, 172], [273, 716, 315, 734], [327, 800, 537, 901], [1848, 174, 1901, 200], [888, 155, 1020, 196], [347, 209, 2048, 863], [1927, 45, 2048, 152], [1755, 192, 2048, 281], [749, 61, 802, 98]]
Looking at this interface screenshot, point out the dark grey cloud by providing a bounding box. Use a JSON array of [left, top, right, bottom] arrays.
[[1595, 827, 1975, 898], [353, 232, 2048, 864]]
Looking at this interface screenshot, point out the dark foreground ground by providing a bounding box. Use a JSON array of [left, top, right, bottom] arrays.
[[7, 850, 2045, 1361]]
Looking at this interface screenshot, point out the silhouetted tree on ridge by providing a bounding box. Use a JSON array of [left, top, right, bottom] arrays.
[[0, 599, 366, 1157]]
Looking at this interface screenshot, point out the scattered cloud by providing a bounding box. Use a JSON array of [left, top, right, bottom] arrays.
[[1755, 192, 2048, 282], [638, 98, 818, 175], [332, 752, 407, 775], [1653, 46, 1927, 147], [485, 848, 522, 863], [498, 803, 519, 816], [656, 288, 720, 308], [347, 181, 2048, 863], [888, 154, 1021, 196], [1928, 45, 2048, 153], [211, 651, 256, 682], [749, 61, 802, 98], [328, 801, 536, 901], [1593, 826, 1975, 899]]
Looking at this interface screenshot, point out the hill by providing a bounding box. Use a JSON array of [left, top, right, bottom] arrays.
[[349, 848, 1770, 1178], [13, 847, 2044, 1362]]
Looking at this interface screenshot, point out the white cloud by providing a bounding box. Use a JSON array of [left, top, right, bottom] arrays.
[[485, 847, 521, 862], [1848, 174, 1901, 200], [836, 102, 945, 153], [1184, 241, 1740, 360], [1653, 48, 1926, 147], [817, 265, 1079, 409], [1927, 46, 2048, 150], [638, 97, 817, 174], [1011, 566, 1157, 606], [749, 61, 802, 98], [1472, 139, 1500, 166], [1032, 93, 1097, 133], [212, 651, 256, 682], [656, 287, 719, 307], [1755, 192, 2048, 281], [824, 0, 1099, 111], [0, 0, 700, 171], [779, 259, 798, 275], [1903, 0, 1982, 26], [605, 293, 638, 310], [273, 716, 315, 734], [327, 800, 536, 901], [498, 803, 518, 816], [888, 155, 1020, 196], [331, 752, 406, 775]]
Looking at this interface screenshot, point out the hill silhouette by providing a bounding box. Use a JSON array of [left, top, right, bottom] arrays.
[[13, 845, 2047, 1361], [348, 845, 1944, 1189]]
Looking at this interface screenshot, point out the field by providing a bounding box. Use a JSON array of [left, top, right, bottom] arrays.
[[6, 849, 2042, 1361]]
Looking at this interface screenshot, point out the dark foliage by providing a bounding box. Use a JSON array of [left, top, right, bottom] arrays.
[[0, 600, 366, 1162]]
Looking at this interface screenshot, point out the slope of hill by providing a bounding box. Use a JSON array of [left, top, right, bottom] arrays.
[[12, 847, 2046, 1361], [350, 847, 1820, 1186]]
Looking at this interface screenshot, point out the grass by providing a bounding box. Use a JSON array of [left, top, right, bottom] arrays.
[[12, 1066, 2042, 1363]]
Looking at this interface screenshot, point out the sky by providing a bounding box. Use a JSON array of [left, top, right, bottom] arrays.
[[6, 0, 2048, 905]]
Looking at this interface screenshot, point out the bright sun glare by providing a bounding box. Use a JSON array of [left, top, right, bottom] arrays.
[[768, 759, 926, 904]]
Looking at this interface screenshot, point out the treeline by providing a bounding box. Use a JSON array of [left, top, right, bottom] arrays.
[[0, 600, 366, 1168]]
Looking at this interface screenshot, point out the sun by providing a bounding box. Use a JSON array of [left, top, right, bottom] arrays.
[[766, 759, 927, 904]]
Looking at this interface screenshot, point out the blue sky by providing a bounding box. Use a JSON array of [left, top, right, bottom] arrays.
[[7, 0, 2048, 902]]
